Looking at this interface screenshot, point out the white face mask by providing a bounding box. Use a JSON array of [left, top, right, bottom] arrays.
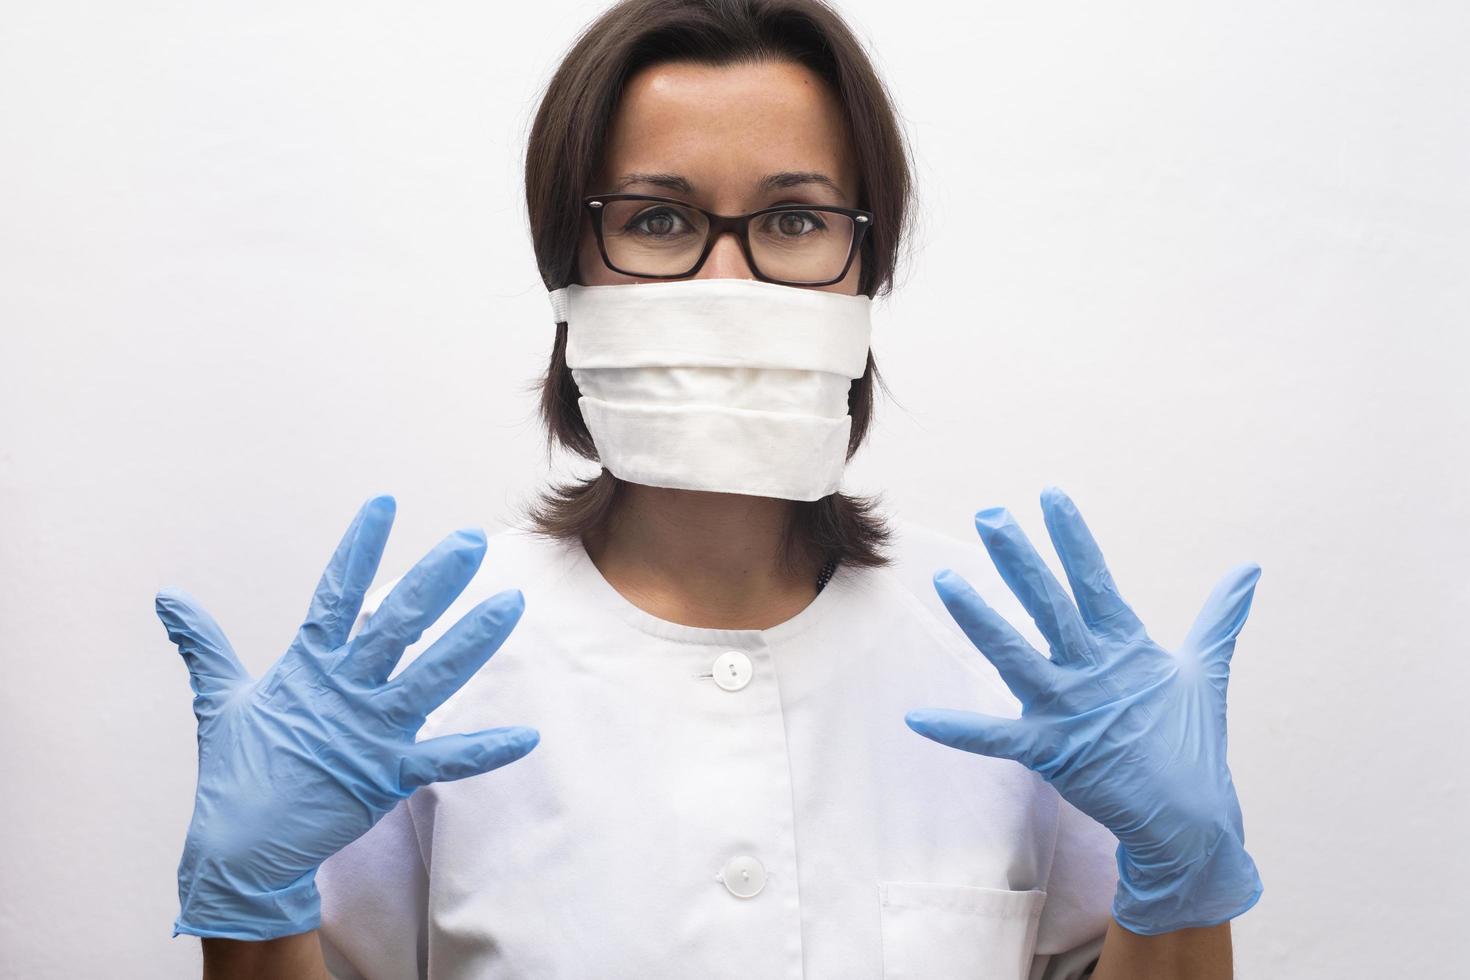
[[548, 277, 873, 501]]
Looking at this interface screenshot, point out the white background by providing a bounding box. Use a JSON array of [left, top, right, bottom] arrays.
[[2, 2, 1466, 977]]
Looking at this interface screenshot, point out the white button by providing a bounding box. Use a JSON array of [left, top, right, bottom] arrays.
[[717, 855, 767, 898], [711, 650, 753, 691]]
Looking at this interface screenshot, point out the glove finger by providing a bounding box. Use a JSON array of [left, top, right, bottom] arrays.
[[381, 590, 525, 728], [904, 707, 1038, 769], [973, 506, 1095, 668], [1039, 487, 1146, 639], [297, 496, 397, 656], [336, 497, 397, 644], [398, 727, 540, 793], [1182, 562, 1261, 687], [155, 587, 249, 697], [343, 528, 488, 686], [932, 569, 1055, 708]]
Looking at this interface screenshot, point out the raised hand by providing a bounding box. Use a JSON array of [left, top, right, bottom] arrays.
[[156, 496, 539, 940], [905, 487, 1262, 935]]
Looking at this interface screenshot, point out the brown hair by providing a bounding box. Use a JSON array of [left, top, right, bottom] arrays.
[[515, 0, 916, 575]]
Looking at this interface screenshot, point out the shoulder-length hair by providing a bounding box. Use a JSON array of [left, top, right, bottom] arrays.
[[517, 0, 916, 575]]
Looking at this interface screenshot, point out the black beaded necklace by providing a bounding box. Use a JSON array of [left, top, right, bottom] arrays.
[[815, 555, 838, 594]]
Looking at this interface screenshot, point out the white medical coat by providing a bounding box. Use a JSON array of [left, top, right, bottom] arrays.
[[316, 515, 1120, 979]]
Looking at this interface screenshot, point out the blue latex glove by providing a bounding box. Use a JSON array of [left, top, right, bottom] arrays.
[[905, 487, 1262, 935], [155, 496, 539, 940]]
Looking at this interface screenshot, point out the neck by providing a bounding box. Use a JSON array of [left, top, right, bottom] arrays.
[[582, 483, 824, 630]]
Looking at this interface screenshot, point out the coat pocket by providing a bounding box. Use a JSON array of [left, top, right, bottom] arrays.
[[878, 881, 1046, 980]]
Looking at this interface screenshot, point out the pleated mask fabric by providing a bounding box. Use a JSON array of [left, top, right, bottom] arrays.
[[547, 278, 873, 501]]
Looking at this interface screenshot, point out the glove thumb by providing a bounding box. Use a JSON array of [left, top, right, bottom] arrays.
[[905, 708, 1040, 770], [397, 727, 540, 794], [155, 587, 249, 708], [1181, 562, 1261, 694]]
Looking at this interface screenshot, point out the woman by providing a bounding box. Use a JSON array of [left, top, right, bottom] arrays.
[[156, 1, 1263, 977]]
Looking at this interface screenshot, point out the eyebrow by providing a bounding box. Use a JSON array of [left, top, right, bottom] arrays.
[[614, 170, 847, 199]]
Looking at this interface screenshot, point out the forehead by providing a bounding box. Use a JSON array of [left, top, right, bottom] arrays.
[[598, 59, 857, 202]]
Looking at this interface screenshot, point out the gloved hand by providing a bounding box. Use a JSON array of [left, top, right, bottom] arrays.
[[155, 495, 539, 941], [905, 487, 1262, 935]]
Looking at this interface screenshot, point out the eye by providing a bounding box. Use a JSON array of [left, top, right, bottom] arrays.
[[758, 210, 828, 238], [622, 205, 697, 238]]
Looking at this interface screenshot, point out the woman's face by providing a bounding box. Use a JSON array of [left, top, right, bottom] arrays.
[[578, 58, 863, 296]]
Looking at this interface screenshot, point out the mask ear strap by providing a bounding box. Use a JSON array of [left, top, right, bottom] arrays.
[[549, 287, 570, 324]]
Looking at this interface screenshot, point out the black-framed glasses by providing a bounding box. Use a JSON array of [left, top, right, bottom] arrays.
[[583, 193, 873, 287]]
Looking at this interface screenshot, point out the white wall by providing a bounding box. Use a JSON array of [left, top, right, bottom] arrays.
[[2, 2, 1465, 976]]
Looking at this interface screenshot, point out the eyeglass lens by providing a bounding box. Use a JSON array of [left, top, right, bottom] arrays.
[[599, 199, 855, 284]]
